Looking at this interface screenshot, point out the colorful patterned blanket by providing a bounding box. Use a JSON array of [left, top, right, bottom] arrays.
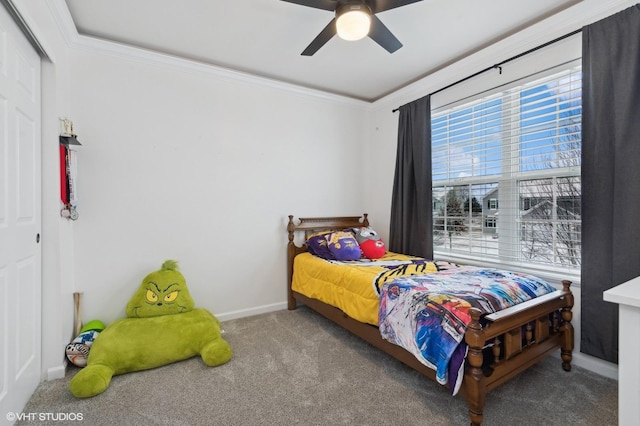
[[378, 266, 556, 395]]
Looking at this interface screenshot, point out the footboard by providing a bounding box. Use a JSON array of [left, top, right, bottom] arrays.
[[462, 280, 574, 426]]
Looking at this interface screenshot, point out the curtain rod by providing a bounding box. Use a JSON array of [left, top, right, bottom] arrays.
[[392, 28, 583, 113]]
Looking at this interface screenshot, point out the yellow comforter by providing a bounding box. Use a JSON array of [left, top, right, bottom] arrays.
[[291, 252, 439, 325]]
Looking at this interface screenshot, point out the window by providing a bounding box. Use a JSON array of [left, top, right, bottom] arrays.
[[431, 67, 582, 273]]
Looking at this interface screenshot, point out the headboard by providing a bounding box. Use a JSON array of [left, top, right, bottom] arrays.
[[287, 214, 369, 244], [286, 214, 369, 308]]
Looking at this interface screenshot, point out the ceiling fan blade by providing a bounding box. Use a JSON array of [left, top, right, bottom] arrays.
[[369, 0, 423, 14], [281, 0, 337, 11], [301, 18, 337, 56], [368, 15, 402, 53]]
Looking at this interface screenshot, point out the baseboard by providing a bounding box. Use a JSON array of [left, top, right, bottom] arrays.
[[46, 363, 67, 381], [216, 302, 288, 323], [572, 352, 618, 380], [551, 351, 619, 380]]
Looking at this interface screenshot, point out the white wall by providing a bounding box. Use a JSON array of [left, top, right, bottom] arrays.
[[65, 45, 368, 325]]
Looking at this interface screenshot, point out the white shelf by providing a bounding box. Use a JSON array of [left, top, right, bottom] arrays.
[[602, 275, 640, 426], [603, 275, 640, 308]]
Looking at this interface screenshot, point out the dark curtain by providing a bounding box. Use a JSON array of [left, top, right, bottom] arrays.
[[581, 4, 640, 363], [389, 95, 433, 258]]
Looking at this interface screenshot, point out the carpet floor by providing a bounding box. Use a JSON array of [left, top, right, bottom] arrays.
[[19, 306, 617, 425]]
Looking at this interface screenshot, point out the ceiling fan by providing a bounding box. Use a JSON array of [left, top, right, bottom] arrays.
[[282, 0, 424, 56]]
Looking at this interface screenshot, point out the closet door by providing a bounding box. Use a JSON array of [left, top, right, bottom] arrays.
[[0, 3, 42, 424]]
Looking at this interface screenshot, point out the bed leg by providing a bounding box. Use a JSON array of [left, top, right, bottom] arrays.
[[560, 280, 574, 371], [465, 308, 486, 426], [287, 294, 297, 311]]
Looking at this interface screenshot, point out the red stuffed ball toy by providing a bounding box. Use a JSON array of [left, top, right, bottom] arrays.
[[359, 238, 386, 259]]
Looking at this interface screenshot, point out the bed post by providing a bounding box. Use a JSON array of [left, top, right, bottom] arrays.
[[362, 213, 369, 227], [287, 215, 297, 310], [560, 280, 574, 371], [464, 308, 486, 426]]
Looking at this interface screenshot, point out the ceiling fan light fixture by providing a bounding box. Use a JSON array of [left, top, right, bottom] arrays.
[[336, 6, 371, 41]]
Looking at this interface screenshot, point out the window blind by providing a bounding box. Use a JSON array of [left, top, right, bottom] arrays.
[[431, 67, 582, 274]]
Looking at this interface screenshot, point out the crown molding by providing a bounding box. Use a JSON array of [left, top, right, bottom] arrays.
[[45, 0, 370, 110], [374, 0, 638, 110], [44, 0, 636, 112]]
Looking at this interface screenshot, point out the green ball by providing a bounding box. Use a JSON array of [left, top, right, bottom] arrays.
[[80, 319, 106, 333]]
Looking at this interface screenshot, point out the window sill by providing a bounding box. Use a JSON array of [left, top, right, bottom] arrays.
[[433, 251, 581, 288]]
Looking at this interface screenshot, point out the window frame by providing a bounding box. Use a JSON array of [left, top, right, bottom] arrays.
[[430, 66, 582, 282]]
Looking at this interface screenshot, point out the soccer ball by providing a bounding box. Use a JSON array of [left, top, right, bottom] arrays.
[[65, 330, 100, 367]]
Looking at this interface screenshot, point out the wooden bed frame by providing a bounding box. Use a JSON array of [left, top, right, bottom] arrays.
[[287, 214, 574, 426]]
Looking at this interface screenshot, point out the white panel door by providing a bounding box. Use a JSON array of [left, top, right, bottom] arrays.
[[0, 4, 42, 425]]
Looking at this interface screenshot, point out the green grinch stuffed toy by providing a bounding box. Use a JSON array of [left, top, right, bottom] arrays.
[[69, 260, 232, 398]]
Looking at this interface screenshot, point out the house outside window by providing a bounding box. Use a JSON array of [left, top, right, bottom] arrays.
[[431, 67, 582, 274]]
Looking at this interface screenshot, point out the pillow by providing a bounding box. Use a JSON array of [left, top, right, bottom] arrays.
[[352, 226, 381, 244], [306, 231, 334, 260], [352, 226, 387, 259], [360, 239, 386, 259], [326, 231, 362, 261]]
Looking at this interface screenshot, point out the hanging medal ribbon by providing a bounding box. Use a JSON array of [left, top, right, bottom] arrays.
[[59, 118, 81, 220]]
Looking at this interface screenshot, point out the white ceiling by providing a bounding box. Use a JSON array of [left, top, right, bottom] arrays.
[[64, 0, 580, 102]]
